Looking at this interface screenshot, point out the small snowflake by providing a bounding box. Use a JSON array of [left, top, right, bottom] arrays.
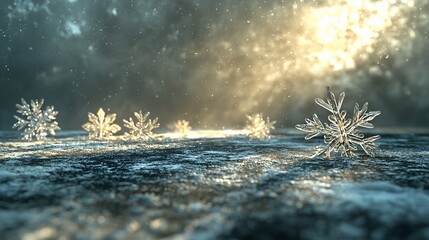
[[244, 113, 276, 139], [174, 120, 191, 133], [82, 108, 121, 139], [123, 111, 160, 140], [296, 90, 381, 158], [12, 98, 60, 141]]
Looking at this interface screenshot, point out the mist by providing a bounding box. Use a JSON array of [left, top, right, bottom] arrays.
[[1, 0, 428, 130]]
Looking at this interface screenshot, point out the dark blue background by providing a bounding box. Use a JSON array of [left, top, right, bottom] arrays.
[[1, 0, 428, 130]]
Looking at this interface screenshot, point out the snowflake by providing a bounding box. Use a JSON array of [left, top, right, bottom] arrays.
[[12, 98, 60, 141], [296, 90, 381, 158], [174, 120, 191, 133], [82, 108, 121, 139], [123, 111, 160, 140], [244, 113, 276, 139]]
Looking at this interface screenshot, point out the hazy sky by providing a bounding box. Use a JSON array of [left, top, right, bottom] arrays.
[[1, 0, 428, 130]]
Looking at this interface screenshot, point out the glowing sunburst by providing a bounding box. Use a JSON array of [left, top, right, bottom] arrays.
[[296, 0, 415, 75], [182, 0, 420, 126]]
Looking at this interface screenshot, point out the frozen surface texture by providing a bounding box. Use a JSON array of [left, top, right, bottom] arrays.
[[0, 130, 428, 240]]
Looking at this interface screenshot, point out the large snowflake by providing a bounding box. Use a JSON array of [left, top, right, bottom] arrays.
[[12, 98, 60, 141], [123, 111, 160, 140], [244, 113, 276, 139], [296, 90, 381, 158], [82, 108, 121, 139]]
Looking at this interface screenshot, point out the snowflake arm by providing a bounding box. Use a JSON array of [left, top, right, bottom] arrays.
[[12, 98, 60, 141], [296, 90, 380, 158], [123, 111, 160, 141], [244, 113, 276, 139], [295, 114, 328, 140], [82, 108, 121, 139]]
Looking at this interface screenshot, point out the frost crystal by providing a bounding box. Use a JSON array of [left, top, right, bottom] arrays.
[[296, 90, 381, 158], [244, 113, 276, 139], [123, 111, 160, 140], [174, 120, 191, 133], [12, 98, 60, 141], [82, 108, 121, 139]]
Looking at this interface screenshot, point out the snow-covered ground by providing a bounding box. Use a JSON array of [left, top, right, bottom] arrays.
[[0, 130, 428, 239]]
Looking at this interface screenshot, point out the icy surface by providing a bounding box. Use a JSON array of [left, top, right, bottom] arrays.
[[0, 130, 428, 240]]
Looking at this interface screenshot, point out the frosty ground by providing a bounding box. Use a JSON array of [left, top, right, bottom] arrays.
[[0, 130, 428, 240]]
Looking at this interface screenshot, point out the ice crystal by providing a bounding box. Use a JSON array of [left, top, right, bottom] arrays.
[[82, 108, 121, 139], [244, 113, 276, 139], [123, 111, 160, 140], [296, 90, 381, 158], [174, 120, 191, 133], [12, 98, 60, 141]]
